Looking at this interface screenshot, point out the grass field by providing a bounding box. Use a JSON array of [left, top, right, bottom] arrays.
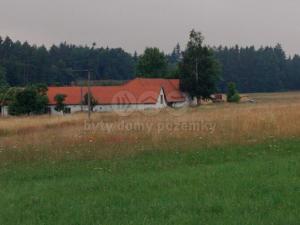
[[0, 92, 300, 224], [1, 139, 300, 225]]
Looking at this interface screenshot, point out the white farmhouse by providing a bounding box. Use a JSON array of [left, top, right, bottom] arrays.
[[47, 78, 187, 115], [0, 78, 188, 116]]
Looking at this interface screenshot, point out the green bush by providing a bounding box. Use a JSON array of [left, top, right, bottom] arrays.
[[229, 93, 241, 103], [8, 86, 49, 116], [54, 94, 67, 112], [227, 82, 241, 103]]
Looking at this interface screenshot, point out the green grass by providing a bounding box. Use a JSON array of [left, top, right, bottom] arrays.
[[0, 139, 300, 225]]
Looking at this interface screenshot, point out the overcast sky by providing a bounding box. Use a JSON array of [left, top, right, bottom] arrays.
[[1, 0, 300, 55]]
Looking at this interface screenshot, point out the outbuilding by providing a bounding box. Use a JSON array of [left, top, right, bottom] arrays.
[[47, 78, 187, 115]]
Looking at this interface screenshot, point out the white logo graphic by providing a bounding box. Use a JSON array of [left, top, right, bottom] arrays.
[[111, 90, 137, 116]]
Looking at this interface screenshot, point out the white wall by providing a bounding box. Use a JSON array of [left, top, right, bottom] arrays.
[[0, 106, 8, 117], [49, 103, 163, 115], [93, 103, 157, 112], [3, 88, 186, 116], [49, 105, 86, 115], [0, 88, 187, 116], [156, 88, 167, 108], [49, 88, 168, 115], [172, 101, 188, 108]]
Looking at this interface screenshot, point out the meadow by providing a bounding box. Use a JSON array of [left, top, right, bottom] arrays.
[[0, 92, 300, 224]]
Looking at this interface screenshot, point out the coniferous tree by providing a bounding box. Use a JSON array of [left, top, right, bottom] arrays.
[[1, 34, 300, 92], [0, 36, 135, 86], [168, 43, 181, 64]]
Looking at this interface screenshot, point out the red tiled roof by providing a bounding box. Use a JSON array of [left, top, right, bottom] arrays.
[[48, 86, 83, 105], [125, 78, 184, 103], [47, 78, 185, 105]]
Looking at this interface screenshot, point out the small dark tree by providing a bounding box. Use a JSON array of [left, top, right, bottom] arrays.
[[133, 51, 139, 76], [179, 30, 220, 100], [226, 82, 240, 103], [166, 44, 181, 78], [83, 93, 98, 111], [54, 94, 67, 112], [169, 43, 182, 64]]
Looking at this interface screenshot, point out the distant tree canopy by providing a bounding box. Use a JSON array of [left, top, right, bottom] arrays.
[[137, 47, 168, 77], [0, 36, 135, 86], [1, 35, 300, 93], [166, 44, 182, 79], [179, 30, 220, 99], [0, 65, 8, 87], [214, 44, 300, 93]]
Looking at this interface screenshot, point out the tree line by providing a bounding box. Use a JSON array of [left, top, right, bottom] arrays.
[[0, 37, 135, 86], [4, 30, 292, 115], [1, 35, 300, 93], [214, 44, 300, 93]]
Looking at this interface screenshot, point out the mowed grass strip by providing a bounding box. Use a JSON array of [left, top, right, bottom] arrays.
[[0, 139, 299, 225]]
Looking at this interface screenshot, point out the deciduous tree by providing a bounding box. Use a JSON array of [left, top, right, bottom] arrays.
[[8, 86, 48, 115], [137, 47, 167, 77], [179, 30, 220, 99], [83, 93, 98, 112]]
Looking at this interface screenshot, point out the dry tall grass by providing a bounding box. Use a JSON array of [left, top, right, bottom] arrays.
[[1, 92, 300, 163]]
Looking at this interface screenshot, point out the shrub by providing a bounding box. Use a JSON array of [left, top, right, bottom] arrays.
[[83, 93, 98, 112], [8, 86, 49, 115], [54, 94, 67, 113], [227, 82, 240, 103], [229, 93, 241, 103]]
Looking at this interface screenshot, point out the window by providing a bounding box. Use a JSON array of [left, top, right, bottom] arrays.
[[160, 95, 164, 104], [64, 107, 71, 114]]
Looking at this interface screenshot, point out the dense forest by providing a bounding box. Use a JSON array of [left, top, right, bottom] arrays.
[[214, 44, 300, 92], [0, 36, 135, 86], [1, 35, 300, 93]]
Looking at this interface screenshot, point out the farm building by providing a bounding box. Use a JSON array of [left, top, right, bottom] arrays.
[[0, 78, 181, 116], [0, 78, 188, 116], [47, 78, 187, 115]]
